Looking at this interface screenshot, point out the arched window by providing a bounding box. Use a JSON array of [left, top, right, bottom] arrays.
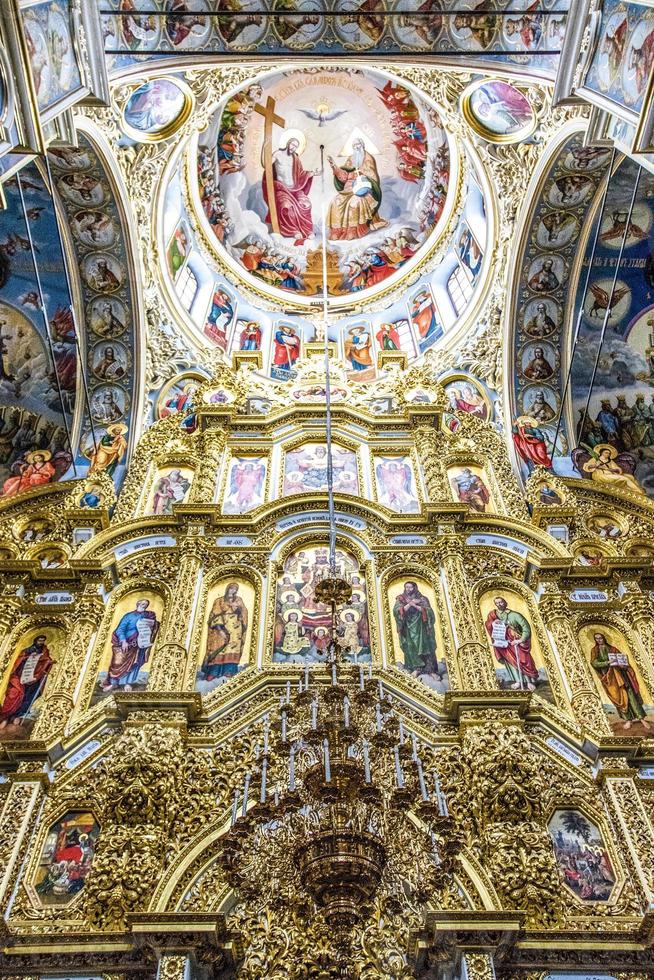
[[447, 265, 472, 314], [178, 265, 198, 310]]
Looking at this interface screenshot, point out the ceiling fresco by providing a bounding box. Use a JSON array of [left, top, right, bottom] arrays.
[[196, 67, 452, 304]]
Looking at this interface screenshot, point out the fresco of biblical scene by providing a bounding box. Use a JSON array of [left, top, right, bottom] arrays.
[[166, 220, 190, 281], [410, 287, 443, 353], [0, 627, 63, 740], [156, 372, 204, 421], [536, 481, 563, 506], [90, 591, 164, 706], [375, 455, 420, 513], [572, 544, 609, 567], [123, 77, 192, 139], [548, 809, 617, 902], [462, 79, 535, 142], [344, 323, 375, 381], [235, 319, 262, 351], [389, 577, 449, 693], [33, 811, 100, 906], [22, 0, 82, 114], [273, 545, 371, 663], [271, 322, 301, 380], [195, 67, 451, 305], [572, 443, 645, 496], [586, 513, 624, 540], [196, 578, 255, 692], [585, 0, 654, 114], [203, 285, 235, 350], [628, 543, 654, 558], [448, 465, 494, 513], [579, 624, 654, 736], [165, 0, 212, 49], [145, 465, 194, 516], [456, 221, 483, 280], [443, 376, 490, 420], [480, 590, 553, 701], [283, 443, 359, 496], [222, 456, 266, 513]]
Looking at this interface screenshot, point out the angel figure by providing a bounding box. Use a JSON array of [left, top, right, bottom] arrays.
[[588, 282, 630, 318], [223, 459, 265, 514], [376, 458, 419, 512], [572, 443, 644, 495]]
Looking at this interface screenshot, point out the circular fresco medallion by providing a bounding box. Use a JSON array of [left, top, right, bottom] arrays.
[[122, 77, 193, 141], [389, 0, 442, 50], [119, 0, 161, 50], [272, 0, 325, 48], [216, 0, 268, 48], [461, 79, 536, 143], [164, 0, 211, 49], [194, 67, 453, 307]]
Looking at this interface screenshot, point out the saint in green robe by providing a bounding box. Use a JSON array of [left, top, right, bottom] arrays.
[[393, 583, 438, 674]]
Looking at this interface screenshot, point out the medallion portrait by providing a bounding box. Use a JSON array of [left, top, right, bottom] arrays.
[[32, 811, 100, 907], [461, 79, 536, 142], [165, 0, 211, 49], [374, 455, 420, 513], [443, 376, 490, 420], [222, 456, 266, 513], [90, 590, 164, 706], [283, 443, 359, 496], [273, 546, 370, 663], [548, 809, 616, 902], [0, 626, 63, 740], [145, 466, 194, 516], [480, 589, 553, 701], [123, 78, 192, 140], [448, 465, 494, 513], [388, 576, 449, 692], [579, 624, 654, 736], [196, 577, 255, 691]]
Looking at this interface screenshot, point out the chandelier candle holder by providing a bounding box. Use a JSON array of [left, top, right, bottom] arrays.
[[219, 661, 462, 936]]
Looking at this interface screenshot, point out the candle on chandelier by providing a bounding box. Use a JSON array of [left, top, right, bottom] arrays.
[[416, 757, 428, 801], [231, 788, 239, 827], [434, 773, 449, 816], [304, 663, 310, 690], [289, 745, 296, 791], [411, 733, 418, 762], [286, 681, 291, 704], [399, 719, 405, 745], [362, 740, 371, 783], [242, 773, 251, 816], [281, 709, 287, 743], [343, 695, 350, 728], [311, 698, 318, 729], [359, 665, 364, 690], [332, 663, 337, 686], [378, 680, 384, 701], [375, 703, 382, 733], [298, 678, 302, 694], [394, 746, 404, 789], [323, 738, 331, 782], [274, 785, 279, 807], [263, 713, 270, 754], [368, 663, 372, 680], [260, 758, 268, 803]]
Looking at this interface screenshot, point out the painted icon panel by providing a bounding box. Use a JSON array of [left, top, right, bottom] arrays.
[[283, 443, 359, 496], [222, 456, 266, 513], [0, 626, 63, 740], [579, 624, 654, 736], [548, 809, 617, 902], [374, 455, 420, 512], [480, 589, 553, 702], [33, 811, 100, 906], [388, 576, 449, 693], [90, 591, 164, 706], [196, 577, 255, 691], [448, 464, 494, 513], [145, 466, 194, 516]]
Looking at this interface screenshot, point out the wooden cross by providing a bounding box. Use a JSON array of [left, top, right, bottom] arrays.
[[254, 96, 286, 236]]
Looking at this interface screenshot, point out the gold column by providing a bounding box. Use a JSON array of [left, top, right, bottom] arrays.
[[411, 423, 450, 502], [600, 759, 654, 907], [0, 769, 46, 912], [462, 952, 495, 980], [438, 537, 497, 689], [149, 537, 205, 691], [620, 584, 654, 662], [538, 585, 610, 735], [32, 588, 105, 743], [187, 430, 226, 505]]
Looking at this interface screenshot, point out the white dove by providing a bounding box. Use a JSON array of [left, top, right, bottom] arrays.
[[298, 103, 349, 127]]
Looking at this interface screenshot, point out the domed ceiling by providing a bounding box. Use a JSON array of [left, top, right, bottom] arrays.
[[194, 67, 452, 306]]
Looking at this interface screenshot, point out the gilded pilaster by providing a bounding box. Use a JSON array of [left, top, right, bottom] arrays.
[[31, 588, 106, 742], [438, 538, 497, 689], [0, 773, 46, 913], [538, 586, 610, 736], [411, 422, 449, 501], [620, 584, 654, 662], [149, 538, 205, 691], [187, 430, 227, 504], [600, 760, 654, 907]]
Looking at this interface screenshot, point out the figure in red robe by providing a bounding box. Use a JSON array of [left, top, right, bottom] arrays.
[[0, 635, 53, 729], [512, 416, 551, 470], [2, 451, 56, 498], [263, 137, 315, 244]]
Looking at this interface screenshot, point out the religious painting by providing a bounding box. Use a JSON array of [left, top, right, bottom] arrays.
[[222, 456, 266, 513], [144, 465, 194, 516], [35, 545, 67, 568], [389, 1, 443, 50], [448, 464, 494, 514], [271, 322, 301, 380], [410, 287, 443, 353], [388, 576, 449, 693], [82, 253, 125, 293], [164, 0, 211, 49], [78, 482, 105, 509], [0, 626, 63, 740], [119, 0, 162, 51], [195, 67, 451, 307], [461, 79, 536, 142], [90, 590, 164, 707], [375, 318, 413, 356], [572, 444, 645, 496], [21, 0, 82, 115], [283, 443, 359, 496], [374, 455, 420, 513], [586, 513, 625, 540], [90, 342, 130, 382], [195, 577, 255, 692], [548, 809, 617, 902], [202, 387, 233, 406], [522, 298, 560, 338], [235, 318, 262, 351], [273, 545, 371, 663], [585, 0, 654, 114], [443, 375, 490, 420], [456, 220, 483, 280], [88, 297, 128, 339], [333, 1, 384, 48], [90, 385, 129, 425], [216, 0, 268, 48], [536, 481, 563, 506], [123, 77, 192, 140], [71, 210, 118, 249], [480, 589, 554, 702], [520, 384, 559, 423], [32, 811, 100, 906], [343, 323, 375, 381], [166, 220, 190, 281], [579, 624, 654, 736], [573, 544, 609, 567], [203, 286, 235, 350], [58, 172, 105, 207], [627, 542, 654, 557], [520, 341, 558, 381], [83, 423, 129, 478], [15, 517, 54, 543], [271, 0, 325, 49], [156, 372, 204, 421]]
